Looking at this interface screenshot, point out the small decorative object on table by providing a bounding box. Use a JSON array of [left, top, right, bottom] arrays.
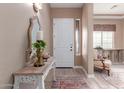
[[42, 52, 50, 62]]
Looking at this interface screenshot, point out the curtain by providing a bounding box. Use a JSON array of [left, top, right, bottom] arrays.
[[94, 24, 116, 31]]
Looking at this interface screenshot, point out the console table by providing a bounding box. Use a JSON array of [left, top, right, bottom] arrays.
[[13, 57, 56, 89]]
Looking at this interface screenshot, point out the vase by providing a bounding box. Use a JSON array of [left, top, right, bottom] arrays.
[[34, 49, 44, 67]]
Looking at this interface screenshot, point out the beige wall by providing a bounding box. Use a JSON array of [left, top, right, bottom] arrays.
[[94, 19, 124, 49], [0, 3, 34, 88], [51, 8, 82, 66], [51, 8, 82, 18], [40, 4, 52, 55], [122, 20, 124, 48], [82, 4, 94, 75]]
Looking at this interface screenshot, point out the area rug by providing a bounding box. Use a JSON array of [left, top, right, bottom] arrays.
[[101, 65, 124, 89], [51, 75, 90, 89]]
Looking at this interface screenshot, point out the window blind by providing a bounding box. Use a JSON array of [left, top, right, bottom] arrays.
[[94, 24, 116, 31]]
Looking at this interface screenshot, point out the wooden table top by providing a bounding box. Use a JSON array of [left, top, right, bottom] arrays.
[[14, 57, 54, 75]]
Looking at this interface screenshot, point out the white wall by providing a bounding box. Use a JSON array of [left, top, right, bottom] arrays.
[[94, 19, 123, 49], [0, 3, 34, 88]]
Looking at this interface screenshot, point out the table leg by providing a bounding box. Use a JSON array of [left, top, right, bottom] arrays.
[[53, 63, 56, 81], [37, 76, 45, 89], [13, 77, 20, 89]]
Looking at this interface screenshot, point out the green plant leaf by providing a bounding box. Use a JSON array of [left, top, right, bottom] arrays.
[[32, 40, 46, 50]]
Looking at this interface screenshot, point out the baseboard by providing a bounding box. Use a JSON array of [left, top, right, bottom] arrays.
[[73, 66, 87, 77], [0, 84, 13, 89], [87, 74, 95, 78], [73, 66, 95, 78], [73, 66, 83, 69]]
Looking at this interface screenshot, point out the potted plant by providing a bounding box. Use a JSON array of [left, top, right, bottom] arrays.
[[94, 46, 103, 50], [32, 40, 46, 67], [94, 46, 103, 59]]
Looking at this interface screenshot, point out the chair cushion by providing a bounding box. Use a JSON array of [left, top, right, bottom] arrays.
[[94, 59, 112, 70], [104, 59, 112, 67]]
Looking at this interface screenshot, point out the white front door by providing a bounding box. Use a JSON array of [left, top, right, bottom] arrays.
[[53, 18, 74, 67]]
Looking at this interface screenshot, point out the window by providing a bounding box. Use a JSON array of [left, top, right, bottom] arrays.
[[93, 31, 114, 49], [75, 19, 81, 55]]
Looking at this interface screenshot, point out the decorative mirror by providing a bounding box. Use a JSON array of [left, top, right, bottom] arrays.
[[26, 15, 41, 62], [27, 16, 41, 49]]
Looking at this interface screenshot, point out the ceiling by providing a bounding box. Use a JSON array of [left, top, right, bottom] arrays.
[[50, 3, 124, 19], [94, 3, 124, 19], [50, 3, 83, 8], [94, 3, 124, 14]]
